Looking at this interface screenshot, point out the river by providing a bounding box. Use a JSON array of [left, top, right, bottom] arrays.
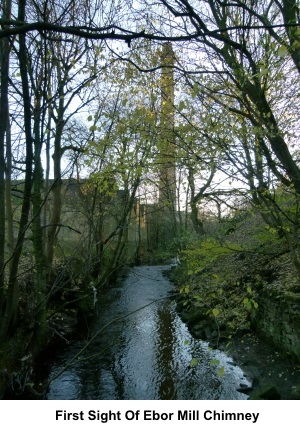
[[46, 265, 250, 400]]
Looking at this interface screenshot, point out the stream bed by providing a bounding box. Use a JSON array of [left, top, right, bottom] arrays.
[[46, 265, 250, 400]]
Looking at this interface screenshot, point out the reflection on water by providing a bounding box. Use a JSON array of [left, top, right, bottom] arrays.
[[47, 266, 250, 400]]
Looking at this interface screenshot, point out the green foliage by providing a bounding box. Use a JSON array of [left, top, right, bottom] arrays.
[[173, 209, 285, 341], [182, 238, 243, 276], [243, 297, 258, 310], [243, 286, 259, 310]]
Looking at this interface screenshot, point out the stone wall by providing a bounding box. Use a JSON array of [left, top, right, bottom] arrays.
[[252, 290, 300, 361]]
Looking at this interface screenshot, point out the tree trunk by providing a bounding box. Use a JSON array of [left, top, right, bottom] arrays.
[[0, 0, 33, 339], [0, 0, 12, 318]]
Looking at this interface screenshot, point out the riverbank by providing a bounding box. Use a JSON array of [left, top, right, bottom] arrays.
[[172, 287, 300, 400], [219, 332, 300, 399], [166, 249, 300, 399]]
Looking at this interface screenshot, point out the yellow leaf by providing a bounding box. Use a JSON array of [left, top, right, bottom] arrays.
[[218, 366, 225, 377], [190, 358, 199, 367], [212, 308, 220, 317], [278, 45, 288, 57]]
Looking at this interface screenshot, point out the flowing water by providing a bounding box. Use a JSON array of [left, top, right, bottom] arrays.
[[47, 265, 250, 400]]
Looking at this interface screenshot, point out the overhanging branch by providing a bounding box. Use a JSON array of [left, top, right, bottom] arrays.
[[1, 19, 300, 41]]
